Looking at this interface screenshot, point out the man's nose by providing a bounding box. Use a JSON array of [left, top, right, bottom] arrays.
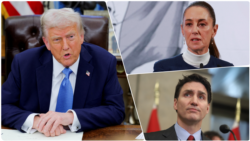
[[62, 39, 69, 50], [190, 96, 198, 106]]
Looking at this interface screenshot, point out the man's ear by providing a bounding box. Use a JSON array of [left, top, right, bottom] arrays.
[[80, 33, 84, 44], [206, 103, 210, 114], [42, 37, 51, 51], [174, 98, 178, 111]]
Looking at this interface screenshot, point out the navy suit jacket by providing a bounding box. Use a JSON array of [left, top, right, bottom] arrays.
[[154, 54, 234, 72], [2, 42, 125, 132], [144, 124, 210, 140]]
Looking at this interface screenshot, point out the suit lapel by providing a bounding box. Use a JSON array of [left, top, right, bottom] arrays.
[[73, 45, 93, 109], [162, 124, 208, 140], [162, 124, 178, 140], [36, 50, 53, 113], [201, 131, 209, 140]]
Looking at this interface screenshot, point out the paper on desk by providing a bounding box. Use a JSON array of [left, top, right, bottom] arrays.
[[135, 132, 145, 140], [1, 129, 83, 140]]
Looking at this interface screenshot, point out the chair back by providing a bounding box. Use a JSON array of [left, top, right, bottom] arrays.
[[4, 15, 109, 79]]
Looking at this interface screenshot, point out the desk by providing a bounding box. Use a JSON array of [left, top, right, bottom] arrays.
[[2, 125, 142, 140]]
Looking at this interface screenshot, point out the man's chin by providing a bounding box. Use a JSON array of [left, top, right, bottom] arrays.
[[185, 114, 201, 122], [179, 114, 201, 125], [61, 60, 75, 68], [62, 63, 73, 68]]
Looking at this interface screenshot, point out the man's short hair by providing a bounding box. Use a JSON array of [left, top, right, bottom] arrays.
[[40, 8, 84, 37], [204, 131, 224, 140], [174, 73, 212, 103]]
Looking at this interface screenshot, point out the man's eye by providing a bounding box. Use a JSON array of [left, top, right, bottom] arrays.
[[186, 23, 192, 26], [199, 96, 204, 99], [54, 39, 60, 42], [69, 35, 75, 39], [184, 93, 190, 97]]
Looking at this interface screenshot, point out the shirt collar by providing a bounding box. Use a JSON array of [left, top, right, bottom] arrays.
[[182, 48, 210, 67], [174, 122, 202, 141], [53, 56, 80, 78]]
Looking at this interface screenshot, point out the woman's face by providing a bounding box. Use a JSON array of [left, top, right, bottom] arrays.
[[181, 6, 218, 55]]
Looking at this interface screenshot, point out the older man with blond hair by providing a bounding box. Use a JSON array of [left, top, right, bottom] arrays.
[[2, 8, 124, 137]]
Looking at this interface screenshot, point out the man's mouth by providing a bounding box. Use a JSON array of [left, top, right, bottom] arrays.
[[64, 53, 71, 59], [187, 108, 200, 112]]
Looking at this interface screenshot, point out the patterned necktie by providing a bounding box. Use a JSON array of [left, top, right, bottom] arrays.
[[56, 68, 73, 112], [187, 135, 195, 141]]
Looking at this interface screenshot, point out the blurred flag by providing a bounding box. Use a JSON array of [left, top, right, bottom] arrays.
[[1, 1, 43, 19], [112, 1, 188, 73], [228, 121, 241, 140], [228, 99, 241, 140], [147, 104, 160, 133]]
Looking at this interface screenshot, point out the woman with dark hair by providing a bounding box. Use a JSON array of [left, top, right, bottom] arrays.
[[154, 1, 233, 72]]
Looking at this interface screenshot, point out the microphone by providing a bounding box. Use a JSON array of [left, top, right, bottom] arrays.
[[219, 124, 237, 140], [200, 63, 203, 68], [220, 124, 230, 133]]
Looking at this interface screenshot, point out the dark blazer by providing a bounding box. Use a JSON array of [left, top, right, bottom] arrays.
[[2, 42, 125, 133], [144, 124, 210, 140], [154, 54, 234, 72]]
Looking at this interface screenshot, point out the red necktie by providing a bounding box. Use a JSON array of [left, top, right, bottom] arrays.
[[187, 135, 195, 141]]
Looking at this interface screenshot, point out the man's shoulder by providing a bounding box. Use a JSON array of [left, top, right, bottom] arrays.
[[144, 125, 176, 140], [201, 131, 211, 140], [82, 42, 113, 57], [81, 42, 116, 65], [144, 130, 167, 139], [14, 45, 48, 62]]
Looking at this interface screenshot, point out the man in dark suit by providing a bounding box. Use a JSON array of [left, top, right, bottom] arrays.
[[2, 8, 124, 137], [144, 74, 211, 140]]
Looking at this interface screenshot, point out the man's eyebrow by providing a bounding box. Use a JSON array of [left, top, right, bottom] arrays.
[[51, 36, 61, 39], [198, 90, 206, 95], [183, 89, 207, 95], [183, 89, 194, 93], [66, 31, 76, 36]]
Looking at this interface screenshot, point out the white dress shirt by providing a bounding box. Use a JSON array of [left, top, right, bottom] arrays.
[[21, 56, 81, 133], [182, 49, 210, 68], [174, 122, 202, 141]]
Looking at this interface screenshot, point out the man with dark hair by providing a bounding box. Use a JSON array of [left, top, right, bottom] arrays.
[[144, 73, 211, 140], [174, 74, 212, 104], [204, 131, 224, 140]]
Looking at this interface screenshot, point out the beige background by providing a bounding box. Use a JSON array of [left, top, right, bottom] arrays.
[[128, 69, 212, 133]]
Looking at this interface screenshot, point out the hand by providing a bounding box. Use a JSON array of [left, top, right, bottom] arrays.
[[33, 115, 67, 137], [43, 124, 66, 137], [36, 111, 74, 135]]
